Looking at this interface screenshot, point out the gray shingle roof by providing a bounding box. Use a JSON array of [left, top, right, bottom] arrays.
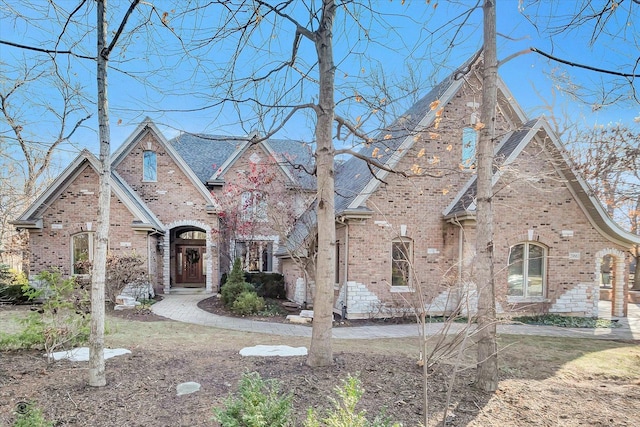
[[169, 133, 315, 189], [445, 118, 541, 216], [335, 54, 479, 214], [170, 133, 244, 184]]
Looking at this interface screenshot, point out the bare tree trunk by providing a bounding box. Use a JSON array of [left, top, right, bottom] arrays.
[[89, 0, 110, 387], [474, 0, 498, 392], [307, 0, 336, 368]]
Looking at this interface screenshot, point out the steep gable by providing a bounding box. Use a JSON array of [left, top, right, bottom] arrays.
[[13, 150, 162, 232], [335, 51, 527, 215], [112, 118, 217, 212], [170, 133, 315, 190]]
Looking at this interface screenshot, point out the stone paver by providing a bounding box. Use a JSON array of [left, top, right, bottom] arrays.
[[151, 293, 640, 341]]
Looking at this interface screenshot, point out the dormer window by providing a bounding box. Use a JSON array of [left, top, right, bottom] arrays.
[[143, 151, 157, 181], [461, 127, 477, 169]]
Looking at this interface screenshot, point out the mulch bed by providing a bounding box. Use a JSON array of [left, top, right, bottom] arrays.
[[196, 295, 419, 327]]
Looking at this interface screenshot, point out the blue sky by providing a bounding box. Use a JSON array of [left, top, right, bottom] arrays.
[[0, 0, 638, 170]]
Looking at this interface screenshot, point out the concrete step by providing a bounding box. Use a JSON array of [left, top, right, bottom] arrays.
[[168, 287, 208, 295]]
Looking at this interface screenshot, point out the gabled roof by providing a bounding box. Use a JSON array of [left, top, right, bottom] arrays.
[[112, 118, 218, 209], [335, 51, 527, 214], [12, 150, 163, 232], [444, 118, 542, 217], [443, 117, 640, 246], [170, 133, 315, 190]]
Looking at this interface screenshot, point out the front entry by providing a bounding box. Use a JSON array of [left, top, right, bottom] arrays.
[[176, 245, 205, 287]]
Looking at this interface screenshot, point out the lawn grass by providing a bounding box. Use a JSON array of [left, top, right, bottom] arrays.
[[3, 305, 638, 383]]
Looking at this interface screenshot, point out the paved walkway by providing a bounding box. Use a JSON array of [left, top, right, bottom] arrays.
[[151, 293, 640, 341]]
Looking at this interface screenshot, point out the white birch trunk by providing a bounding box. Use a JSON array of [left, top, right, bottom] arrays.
[[89, 0, 110, 387]]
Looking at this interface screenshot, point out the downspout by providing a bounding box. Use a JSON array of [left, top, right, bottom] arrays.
[[337, 216, 349, 319]]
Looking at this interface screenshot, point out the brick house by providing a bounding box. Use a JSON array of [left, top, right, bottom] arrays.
[[13, 120, 314, 296], [13, 53, 638, 319], [278, 54, 639, 319]]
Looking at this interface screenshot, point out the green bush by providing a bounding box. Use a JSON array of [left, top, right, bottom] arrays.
[[304, 375, 401, 427], [222, 281, 256, 307], [213, 371, 293, 427], [221, 259, 255, 307], [246, 272, 285, 299], [512, 314, 619, 328], [231, 291, 265, 315], [13, 402, 54, 427], [0, 265, 31, 303], [0, 269, 90, 358]]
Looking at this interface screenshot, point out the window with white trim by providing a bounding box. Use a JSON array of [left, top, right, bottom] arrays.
[[72, 232, 95, 275], [391, 238, 412, 287], [507, 242, 546, 298], [143, 150, 157, 181], [235, 241, 274, 272], [240, 191, 267, 222], [462, 127, 477, 169]]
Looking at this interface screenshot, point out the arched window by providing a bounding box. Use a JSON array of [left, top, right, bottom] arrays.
[[72, 232, 95, 275], [507, 242, 546, 298], [461, 127, 477, 169], [143, 150, 157, 181], [391, 238, 413, 287]]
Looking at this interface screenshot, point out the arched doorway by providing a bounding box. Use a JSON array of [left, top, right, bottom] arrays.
[[595, 248, 627, 317], [163, 220, 214, 294], [174, 228, 206, 287]]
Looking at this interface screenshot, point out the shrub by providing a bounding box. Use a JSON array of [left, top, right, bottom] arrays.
[[304, 375, 401, 427], [231, 291, 265, 315], [221, 259, 255, 307], [0, 269, 90, 359], [213, 371, 292, 427], [222, 281, 256, 307], [246, 272, 285, 299], [0, 265, 31, 304], [13, 402, 54, 427]]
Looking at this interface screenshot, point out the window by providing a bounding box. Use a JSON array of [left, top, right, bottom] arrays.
[[507, 242, 546, 298], [143, 151, 157, 181], [235, 241, 274, 272], [177, 230, 206, 240], [462, 127, 477, 169], [240, 191, 267, 222], [72, 232, 94, 274], [391, 238, 412, 287]]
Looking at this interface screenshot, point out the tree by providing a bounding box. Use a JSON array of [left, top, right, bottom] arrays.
[[90, 0, 142, 387], [212, 151, 307, 274], [474, 0, 498, 392], [0, 59, 91, 268], [569, 124, 640, 290], [168, 0, 426, 367]]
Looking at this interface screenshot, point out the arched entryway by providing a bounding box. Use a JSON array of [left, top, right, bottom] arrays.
[[595, 248, 627, 317], [163, 220, 214, 294]]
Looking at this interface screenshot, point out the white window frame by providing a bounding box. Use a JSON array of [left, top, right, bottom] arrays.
[[71, 232, 95, 275], [143, 150, 157, 182], [240, 191, 267, 222], [461, 127, 477, 170], [391, 238, 413, 291], [507, 241, 548, 301]]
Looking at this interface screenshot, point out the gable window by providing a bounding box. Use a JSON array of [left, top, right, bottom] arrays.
[[391, 238, 412, 287], [462, 127, 477, 169], [143, 150, 157, 181], [507, 242, 546, 298], [72, 232, 95, 275], [240, 191, 267, 222]]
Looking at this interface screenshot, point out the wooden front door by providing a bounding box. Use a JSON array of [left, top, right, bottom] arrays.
[[177, 245, 205, 285]]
